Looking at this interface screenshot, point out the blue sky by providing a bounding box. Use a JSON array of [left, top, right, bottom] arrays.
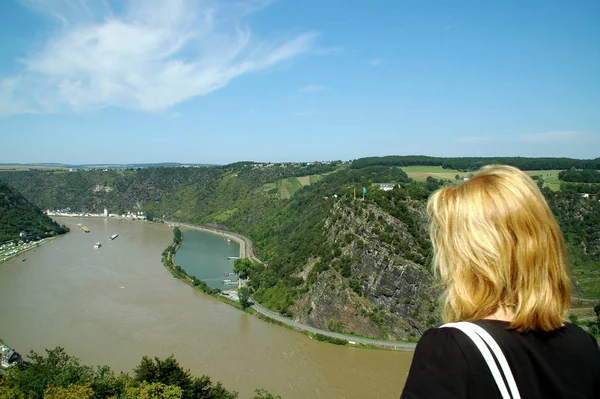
[[1, 0, 599, 164]]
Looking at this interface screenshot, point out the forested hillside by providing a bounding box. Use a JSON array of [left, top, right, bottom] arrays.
[[352, 155, 600, 171], [0, 182, 69, 243], [1, 157, 599, 338]]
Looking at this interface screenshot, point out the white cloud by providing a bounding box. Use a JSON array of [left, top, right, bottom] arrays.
[[368, 58, 382, 67], [1, 0, 317, 115], [298, 84, 327, 93]]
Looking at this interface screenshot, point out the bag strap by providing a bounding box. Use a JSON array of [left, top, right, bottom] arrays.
[[441, 322, 521, 399]]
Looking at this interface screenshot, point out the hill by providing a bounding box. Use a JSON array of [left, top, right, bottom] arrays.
[[0, 182, 69, 243], [1, 157, 598, 339]]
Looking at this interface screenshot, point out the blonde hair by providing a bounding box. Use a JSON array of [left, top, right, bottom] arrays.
[[427, 165, 571, 332]]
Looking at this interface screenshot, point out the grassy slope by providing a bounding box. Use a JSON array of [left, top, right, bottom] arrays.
[[525, 170, 562, 191], [401, 166, 463, 182]]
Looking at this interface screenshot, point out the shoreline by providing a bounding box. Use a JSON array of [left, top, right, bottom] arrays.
[[159, 220, 417, 351], [0, 236, 60, 264], [163, 221, 260, 263]]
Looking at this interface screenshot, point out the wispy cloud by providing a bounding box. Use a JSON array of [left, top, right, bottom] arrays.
[[368, 58, 382, 67], [1, 0, 318, 115], [298, 84, 328, 93]]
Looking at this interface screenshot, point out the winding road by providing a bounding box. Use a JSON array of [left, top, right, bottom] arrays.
[[250, 297, 417, 351], [165, 220, 417, 351]]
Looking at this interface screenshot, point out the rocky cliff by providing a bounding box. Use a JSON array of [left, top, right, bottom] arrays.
[[291, 196, 439, 340]]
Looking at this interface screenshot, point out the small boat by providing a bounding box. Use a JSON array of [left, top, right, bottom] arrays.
[[21, 258, 26, 262], [109, 234, 119, 240], [94, 242, 101, 249]]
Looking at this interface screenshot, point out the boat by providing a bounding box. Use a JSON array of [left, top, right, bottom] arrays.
[[77, 224, 90, 233], [94, 242, 101, 249], [21, 258, 26, 262], [109, 234, 119, 240]]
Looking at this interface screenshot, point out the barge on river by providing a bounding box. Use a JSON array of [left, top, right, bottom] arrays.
[[77, 224, 90, 233]]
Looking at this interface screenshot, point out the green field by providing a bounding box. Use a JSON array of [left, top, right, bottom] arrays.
[[309, 174, 324, 184], [278, 177, 304, 199], [571, 259, 600, 301], [263, 174, 324, 199], [401, 166, 564, 190], [400, 166, 464, 182], [525, 170, 562, 191]]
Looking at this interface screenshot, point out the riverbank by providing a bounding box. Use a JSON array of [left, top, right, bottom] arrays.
[[163, 221, 260, 263], [159, 221, 417, 351], [0, 236, 59, 264], [160, 227, 245, 311]]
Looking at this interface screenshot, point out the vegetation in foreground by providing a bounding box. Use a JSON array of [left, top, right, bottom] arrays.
[[0, 347, 280, 399]]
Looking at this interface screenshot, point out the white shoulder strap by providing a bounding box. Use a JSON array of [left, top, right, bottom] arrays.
[[441, 322, 521, 399]]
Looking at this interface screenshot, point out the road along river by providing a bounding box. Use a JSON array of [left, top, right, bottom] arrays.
[[0, 217, 413, 399]]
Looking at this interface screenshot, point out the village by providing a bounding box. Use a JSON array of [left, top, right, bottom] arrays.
[[45, 208, 147, 220], [0, 233, 51, 263]]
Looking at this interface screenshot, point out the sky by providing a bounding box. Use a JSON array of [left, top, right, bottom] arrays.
[[0, 0, 599, 164]]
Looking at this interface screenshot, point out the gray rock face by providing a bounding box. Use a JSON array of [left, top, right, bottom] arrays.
[[291, 198, 440, 340]]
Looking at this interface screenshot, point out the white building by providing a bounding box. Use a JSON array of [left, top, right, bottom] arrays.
[[103, 208, 109, 217], [375, 183, 396, 191]]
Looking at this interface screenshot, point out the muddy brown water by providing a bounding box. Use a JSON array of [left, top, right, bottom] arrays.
[[0, 217, 413, 398]]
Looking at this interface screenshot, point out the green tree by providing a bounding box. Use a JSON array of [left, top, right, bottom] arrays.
[[8, 347, 93, 399], [44, 383, 94, 399], [173, 227, 182, 245], [233, 258, 252, 279], [569, 313, 579, 324], [250, 389, 282, 399], [134, 355, 238, 399], [126, 382, 183, 399], [238, 287, 251, 309]]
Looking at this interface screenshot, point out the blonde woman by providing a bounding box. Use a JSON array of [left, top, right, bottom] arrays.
[[401, 165, 600, 399]]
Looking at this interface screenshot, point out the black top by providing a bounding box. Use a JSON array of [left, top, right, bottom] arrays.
[[401, 320, 600, 399]]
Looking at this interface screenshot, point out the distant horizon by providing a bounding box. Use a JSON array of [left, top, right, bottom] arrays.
[[1, 0, 598, 162], [1, 154, 599, 168]]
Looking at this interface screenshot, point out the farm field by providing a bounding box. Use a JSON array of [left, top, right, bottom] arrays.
[[524, 170, 562, 191], [401, 165, 464, 182], [401, 166, 564, 191], [263, 174, 325, 199]]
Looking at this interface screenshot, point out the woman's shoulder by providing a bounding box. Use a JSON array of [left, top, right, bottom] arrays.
[[413, 325, 476, 358]]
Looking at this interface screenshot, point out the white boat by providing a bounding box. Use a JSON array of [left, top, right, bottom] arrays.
[[94, 242, 101, 249], [109, 234, 119, 240]]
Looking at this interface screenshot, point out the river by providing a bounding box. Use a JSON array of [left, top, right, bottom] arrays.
[[0, 217, 412, 398], [175, 229, 241, 289]]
